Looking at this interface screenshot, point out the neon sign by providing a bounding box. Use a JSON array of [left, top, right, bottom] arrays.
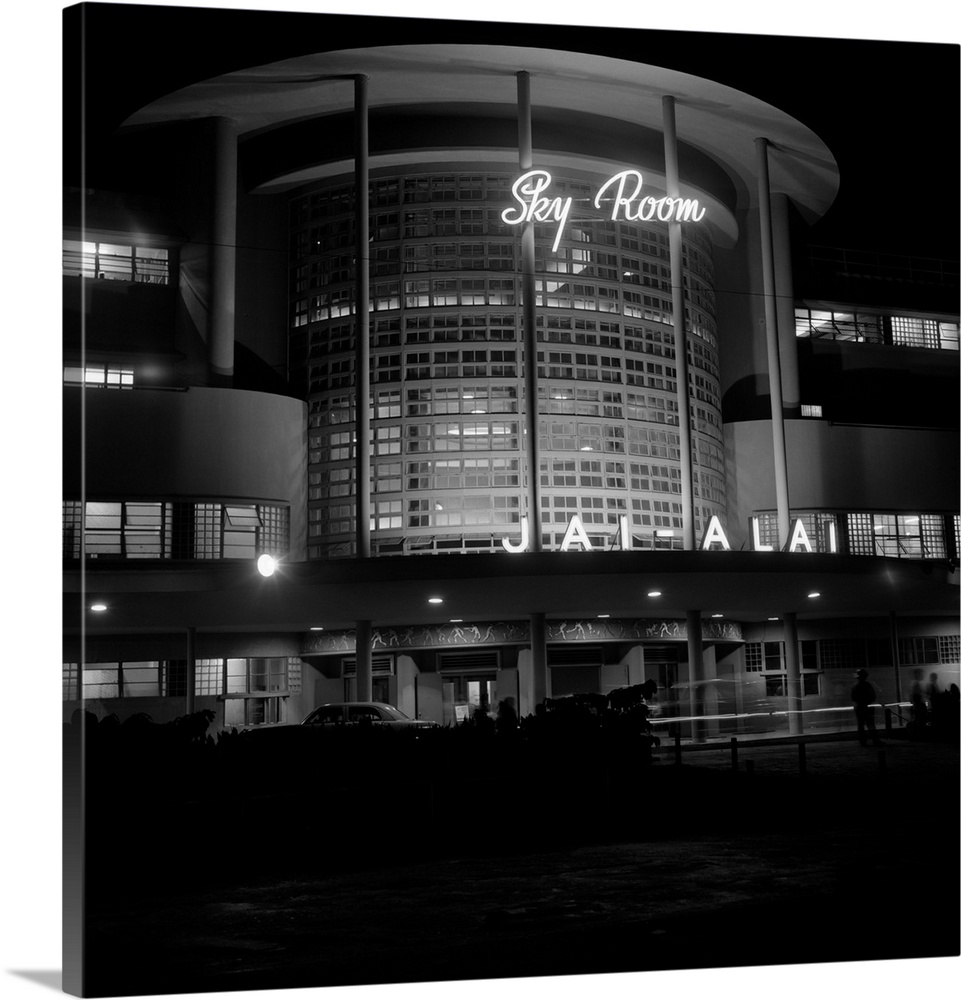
[[500, 514, 838, 554], [501, 169, 707, 253]]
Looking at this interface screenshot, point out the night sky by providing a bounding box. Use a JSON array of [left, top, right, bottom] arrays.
[[64, 3, 960, 263]]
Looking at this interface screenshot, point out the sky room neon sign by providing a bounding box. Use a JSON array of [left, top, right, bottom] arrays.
[[501, 514, 838, 554], [502, 169, 708, 253]]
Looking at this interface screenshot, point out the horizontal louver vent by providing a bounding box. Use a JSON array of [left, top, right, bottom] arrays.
[[437, 650, 501, 673], [342, 655, 394, 676], [548, 644, 603, 667]]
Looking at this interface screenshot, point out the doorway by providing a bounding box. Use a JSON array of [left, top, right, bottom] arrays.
[[441, 674, 496, 726]]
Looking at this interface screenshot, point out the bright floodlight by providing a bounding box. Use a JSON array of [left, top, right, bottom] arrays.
[[257, 554, 277, 577]]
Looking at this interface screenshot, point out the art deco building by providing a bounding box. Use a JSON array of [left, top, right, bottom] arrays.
[[63, 11, 959, 736]]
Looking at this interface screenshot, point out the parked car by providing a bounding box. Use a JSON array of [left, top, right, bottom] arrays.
[[301, 702, 439, 730]]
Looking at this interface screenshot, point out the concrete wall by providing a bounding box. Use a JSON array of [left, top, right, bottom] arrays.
[[723, 420, 959, 548], [64, 385, 308, 560]]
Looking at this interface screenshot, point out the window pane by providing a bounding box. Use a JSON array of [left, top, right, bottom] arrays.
[[226, 658, 248, 694], [83, 665, 119, 699], [122, 662, 160, 697]]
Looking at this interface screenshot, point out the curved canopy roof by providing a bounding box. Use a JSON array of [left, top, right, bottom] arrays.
[[123, 43, 840, 229]]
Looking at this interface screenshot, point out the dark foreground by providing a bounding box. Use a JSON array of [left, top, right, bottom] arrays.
[[72, 728, 960, 997]]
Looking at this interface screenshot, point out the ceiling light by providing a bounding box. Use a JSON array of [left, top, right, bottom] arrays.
[[647, 590, 662, 598], [257, 554, 277, 577], [428, 597, 444, 604], [711, 614, 723, 618], [597, 614, 610, 618], [310, 626, 324, 632], [808, 591, 821, 599], [90, 603, 107, 612]]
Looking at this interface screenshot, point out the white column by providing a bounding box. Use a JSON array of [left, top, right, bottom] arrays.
[[755, 138, 791, 545], [210, 118, 237, 385], [355, 619, 372, 702], [517, 71, 543, 550], [354, 76, 371, 558], [783, 611, 802, 735], [663, 97, 697, 549], [686, 611, 704, 741]]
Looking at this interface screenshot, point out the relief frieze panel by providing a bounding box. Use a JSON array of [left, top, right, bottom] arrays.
[[302, 617, 742, 654]]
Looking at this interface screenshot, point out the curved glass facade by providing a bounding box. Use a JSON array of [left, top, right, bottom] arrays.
[[290, 168, 725, 559]]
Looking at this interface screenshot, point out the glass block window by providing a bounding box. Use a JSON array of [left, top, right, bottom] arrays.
[[63, 663, 79, 701], [891, 316, 942, 349], [195, 659, 223, 696], [294, 168, 725, 560], [938, 636, 961, 664]]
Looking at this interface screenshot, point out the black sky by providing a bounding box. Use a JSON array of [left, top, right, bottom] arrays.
[[64, 2, 960, 261]]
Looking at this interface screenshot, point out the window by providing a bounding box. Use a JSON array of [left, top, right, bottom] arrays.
[[63, 500, 289, 561], [847, 512, 946, 559], [225, 657, 288, 727], [63, 366, 134, 388], [67, 661, 162, 700], [796, 307, 958, 352], [63, 239, 169, 284], [744, 641, 819, 694], [898, 637, 941, 666]]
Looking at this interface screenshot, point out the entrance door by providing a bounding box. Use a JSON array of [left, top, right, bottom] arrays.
[[442, 674, 496, 726]]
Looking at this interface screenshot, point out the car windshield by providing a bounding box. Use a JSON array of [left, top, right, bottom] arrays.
[[379, 705, 409, 721]]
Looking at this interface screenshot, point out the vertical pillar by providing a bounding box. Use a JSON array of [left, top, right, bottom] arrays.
[[889, 611, 903, 705], [354, 75, 372, 559], [185, 626, 196, 716], [771, 193, 800, 413], [663, 98, 696, 550], [755, 138, 791, 545], [783, 611, 802, 735], [210, 117, 237, 385], [686, 611, 704, 741], [530, 612, 547, 711], [355, 619, 372, 703], [517, 71, 543, 551]]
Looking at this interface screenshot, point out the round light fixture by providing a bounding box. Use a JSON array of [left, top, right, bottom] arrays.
[[90, 603, 107, 612], [428, 597, 443, 604], [647, 590, 662, 598], [808, 591, 821, 599], [257, 554, 277, 577]]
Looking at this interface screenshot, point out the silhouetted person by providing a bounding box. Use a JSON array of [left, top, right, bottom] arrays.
[[910, 668, 928, 732], [496, 696, 518, 736], [851, 669, 882, 746], [471, 704, 495, 736], [924, 672, 951, 733]]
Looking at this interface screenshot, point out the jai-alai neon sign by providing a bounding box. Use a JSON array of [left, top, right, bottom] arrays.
[[501, 514, 838, 554], [502, 169, 708, 253]]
